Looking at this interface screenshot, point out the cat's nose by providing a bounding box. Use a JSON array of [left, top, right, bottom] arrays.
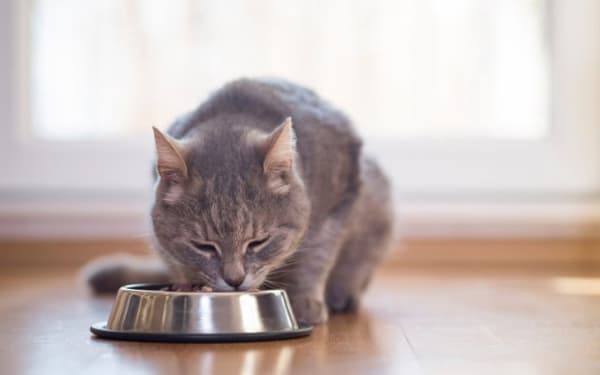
[[224, 275, 245, 288], [223, 259, 245, 288], [223, 259, 246, 289]]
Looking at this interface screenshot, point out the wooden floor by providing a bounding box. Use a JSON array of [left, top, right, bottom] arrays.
[[1, 265, 600, 375]]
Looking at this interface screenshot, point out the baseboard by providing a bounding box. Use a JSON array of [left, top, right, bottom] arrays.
[[3, 196, 600, 240], [389, 238, 600, 266], [1, 238, 599, 269]]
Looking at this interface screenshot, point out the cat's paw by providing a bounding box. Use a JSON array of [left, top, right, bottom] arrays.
[[289, 295, 329, 325], [326, 290, 361, 313]]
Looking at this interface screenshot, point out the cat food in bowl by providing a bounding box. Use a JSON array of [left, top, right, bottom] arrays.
[[90, 284, 312, 342]]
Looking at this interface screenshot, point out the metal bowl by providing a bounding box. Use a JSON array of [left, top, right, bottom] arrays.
[[90, 284, 312, 342]]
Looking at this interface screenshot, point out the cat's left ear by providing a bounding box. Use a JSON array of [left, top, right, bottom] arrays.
[[152, 127, 188, 183], [263, 117, 297, 193]]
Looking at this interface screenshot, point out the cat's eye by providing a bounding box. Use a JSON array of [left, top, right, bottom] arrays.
[[247, 235, 271, 252], [190, 240, 219, 255]]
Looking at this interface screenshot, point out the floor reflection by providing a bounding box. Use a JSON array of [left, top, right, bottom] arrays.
[[109, 339, 299, 375], [106, 311, 379, 375]]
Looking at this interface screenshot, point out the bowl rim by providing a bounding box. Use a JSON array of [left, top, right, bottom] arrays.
[[118, 283, 287, 297]]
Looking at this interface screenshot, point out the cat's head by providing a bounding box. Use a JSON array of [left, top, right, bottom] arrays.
[[150, 117, 310, 291]]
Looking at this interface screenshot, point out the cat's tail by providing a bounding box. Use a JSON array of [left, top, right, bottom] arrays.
[[80, 254, 171, 294]]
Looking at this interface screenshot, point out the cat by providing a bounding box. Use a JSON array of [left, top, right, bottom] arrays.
[[84, 78, 393, 324]]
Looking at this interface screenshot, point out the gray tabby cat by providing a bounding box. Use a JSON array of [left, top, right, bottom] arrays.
[[85, 78, 393, 324]]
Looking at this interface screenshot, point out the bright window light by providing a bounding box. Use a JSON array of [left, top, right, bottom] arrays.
[[29, 0, 549, 141]]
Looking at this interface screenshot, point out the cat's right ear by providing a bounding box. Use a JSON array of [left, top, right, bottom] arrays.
[[152, 127, 188, 183]]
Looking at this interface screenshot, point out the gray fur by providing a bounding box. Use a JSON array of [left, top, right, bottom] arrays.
[[84, 78, 393, 324]]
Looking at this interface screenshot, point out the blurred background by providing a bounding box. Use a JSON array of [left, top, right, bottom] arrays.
[[0, 0, 599, 267]]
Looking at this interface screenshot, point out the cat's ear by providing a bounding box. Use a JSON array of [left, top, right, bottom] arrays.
[[263, 117, 296, 193], [152, 127, 188, 183]]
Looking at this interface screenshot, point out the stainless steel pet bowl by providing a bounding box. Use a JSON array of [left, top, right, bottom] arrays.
[[90, 284, 312, 342]]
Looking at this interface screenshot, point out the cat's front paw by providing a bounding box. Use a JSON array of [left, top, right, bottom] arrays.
[[289, 295, 329, 325]]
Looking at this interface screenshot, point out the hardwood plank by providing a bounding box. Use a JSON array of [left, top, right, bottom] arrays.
[[1, 266, 600, 374]]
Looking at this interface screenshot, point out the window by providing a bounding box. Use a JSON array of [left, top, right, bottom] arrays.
[[31, 0, 549, 141], [1, 0, 600, 238]]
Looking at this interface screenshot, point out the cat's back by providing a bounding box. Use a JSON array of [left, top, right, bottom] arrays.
[[169, 78, 359, 144]]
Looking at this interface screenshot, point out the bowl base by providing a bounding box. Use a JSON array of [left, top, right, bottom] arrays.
[[90, 322, 313, 343]]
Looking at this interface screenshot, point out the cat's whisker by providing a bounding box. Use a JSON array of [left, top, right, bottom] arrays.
[[268, 262, 301, 273], [265, 270, 295, 279], [261, 278, 288, 290]]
